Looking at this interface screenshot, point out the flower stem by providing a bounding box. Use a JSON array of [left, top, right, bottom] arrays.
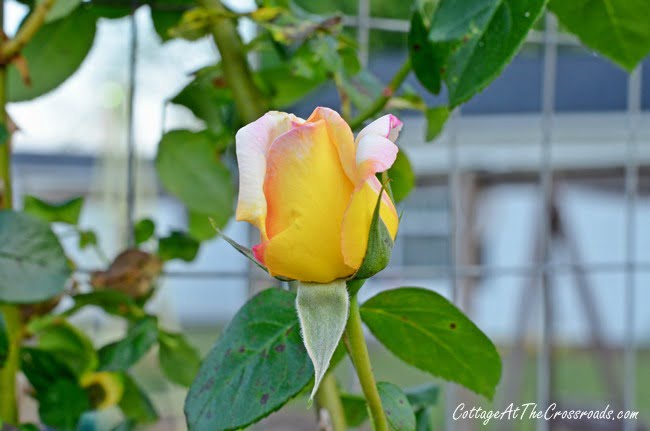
[[344, 294, 389, 431], [314, 373, 348, 431], [348, 58, 411, 131]]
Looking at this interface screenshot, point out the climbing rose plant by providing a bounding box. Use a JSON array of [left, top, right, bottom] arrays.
[[0, 0, 649, 429]]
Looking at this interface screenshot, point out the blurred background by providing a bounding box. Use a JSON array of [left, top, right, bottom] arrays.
[[5, 0, 650, 429]]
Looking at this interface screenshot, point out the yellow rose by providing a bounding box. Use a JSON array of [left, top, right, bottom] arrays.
[[235, 107, 401, 283]]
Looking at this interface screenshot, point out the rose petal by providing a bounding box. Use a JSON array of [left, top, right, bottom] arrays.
[[235, 111, 304, 240], [341, 176, 399, 270], [355, 134, 399, 184], [260, 120, 355, 282], [355, 114, 403, 144], [306, 107, 358, 184]]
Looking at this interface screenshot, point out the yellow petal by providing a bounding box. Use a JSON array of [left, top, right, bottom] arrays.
[[341, 176, 399, 270], [258, 120, 355, 282], [306, 107, 358, 185]]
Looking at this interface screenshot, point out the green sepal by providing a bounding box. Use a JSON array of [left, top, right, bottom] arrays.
[[350, 184, 395, 281], [209, 219, 292, 282], [296, 280, 349, 403]]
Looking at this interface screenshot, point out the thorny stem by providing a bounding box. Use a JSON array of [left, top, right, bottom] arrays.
[[348, 58, 411, 131], [1, 0, 57, 62], [0, 5, 21, 421], [345, 294, 389, 431], [0, 0, 56, 419], [199, 0, 268, 124]]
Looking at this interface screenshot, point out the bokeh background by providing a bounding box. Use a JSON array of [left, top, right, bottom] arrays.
[[5, 0, 650, 429]]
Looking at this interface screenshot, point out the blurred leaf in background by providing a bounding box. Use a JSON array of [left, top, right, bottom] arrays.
[[548, 0, 650, 71], [8, 5, 97, 102]]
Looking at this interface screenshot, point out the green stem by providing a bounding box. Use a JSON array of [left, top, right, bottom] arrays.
[[200, 0, 268, 124], [0, 3, 25, 420], [348, 58, 411, 131], [314, 373, 348, 431], [0, 306, 21, 424], [344, 294, 389, 431]]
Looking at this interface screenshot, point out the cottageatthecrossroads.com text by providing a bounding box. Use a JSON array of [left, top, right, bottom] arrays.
[[453, 402, 639, 425]]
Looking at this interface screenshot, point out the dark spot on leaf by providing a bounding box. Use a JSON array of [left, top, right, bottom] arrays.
[[285, 326, 294, 335], [275, 344, 286, 353], [399, 399, 404, 404], [400, 315, 408, 321], [440, 66, 447, 75], [238, 346, 245, 353], [412, 43, 421, 51], [199, 377, 215, 394], [211, 77, 226, 88], [261, 393, 269, 405], [450, 322, 457, 330], [462, 34, 469, 43]]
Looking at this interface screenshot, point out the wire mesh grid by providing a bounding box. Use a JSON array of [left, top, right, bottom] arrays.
[[110, 1, 647, 429]]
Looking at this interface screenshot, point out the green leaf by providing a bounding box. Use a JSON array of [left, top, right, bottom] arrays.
[[185, 288, 313, 431], [20, 347, 77, 392], [37, 379, 90, 431], [119, 373, 159, 423], [0, 312, 8, 368], [378, 382, 416, 431], [405, 383, 440, 409], [340, 393, 368, 427], [89, 1, 131, 19], [549, 0, 650, 71], [134, 218, 155, 245], [7, 6, 97, 102], [387, 151, 415, 203], [150, 0, 192, 41], [35, 319, 98, 378], [425, 106, 450, 142], [296, 281, 349, 402], [158, 330, 201, 387], [171, 66, 235, 133], [430, 0, 546, 106], [409, 11, 442, 94], [23, 195, 84, 225], [44, 0, 82, 22], [0, 211, 71, 303], [360, 287, 502, 399], [66, 290, 144, 319], [352, 187, 394, 280], [98, 317, 158, 371], [158, 230, 200, 262], [341, 383, 427, 430], [415, 408, 433, 431], [156, 129, 234, 219], [78, 230, 98, 249]]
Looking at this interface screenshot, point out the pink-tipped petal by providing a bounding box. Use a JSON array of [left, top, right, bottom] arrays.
[[355, 114, 403, 145], [235, 111, 304, 240], [354, 134, 399, 184]]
